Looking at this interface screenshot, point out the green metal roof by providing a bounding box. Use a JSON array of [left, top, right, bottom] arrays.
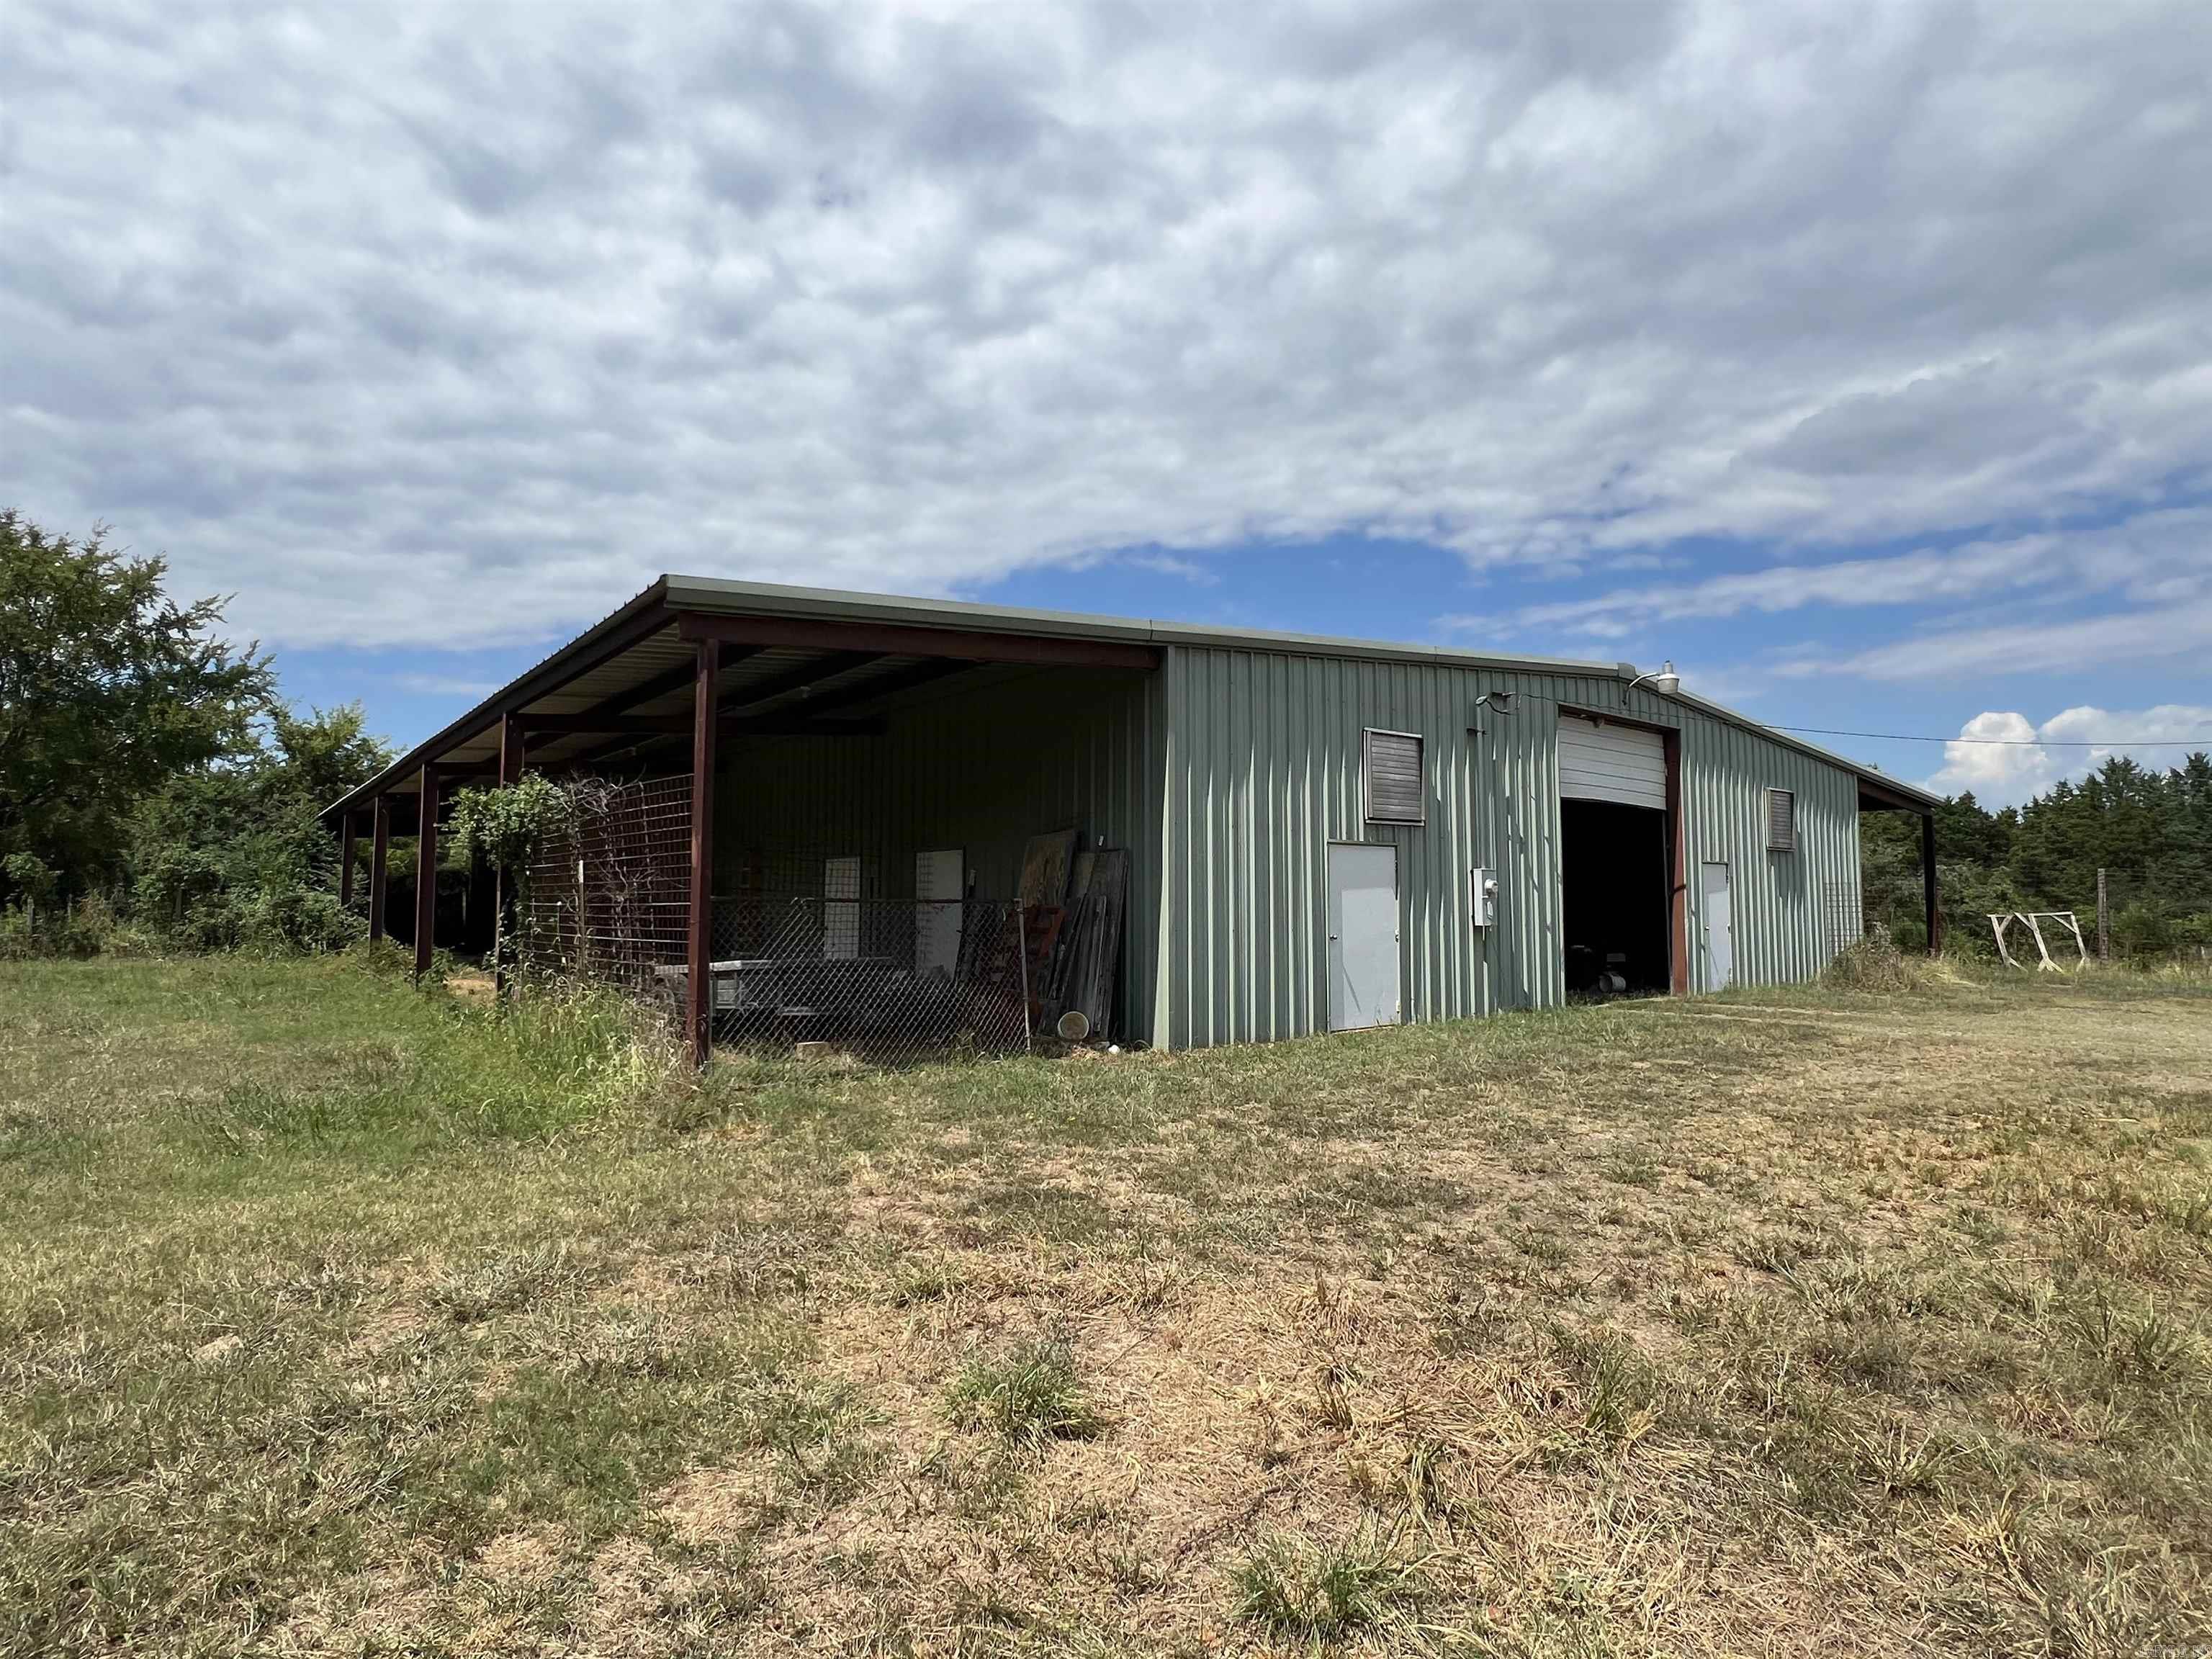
[[323, 572, 1941, 819]]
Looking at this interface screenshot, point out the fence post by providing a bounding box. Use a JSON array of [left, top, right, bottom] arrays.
[[2096, 867, 2109, 962], [414, 765, 441, 979], [369, 796, 390, 942], [495, 716, 525, 1001], [1921, 811, 1940, 958]]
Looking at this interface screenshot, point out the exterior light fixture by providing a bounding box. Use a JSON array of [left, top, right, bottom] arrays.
[[1627, 660, 1680, 696], [1469, 688, 1516, 746]]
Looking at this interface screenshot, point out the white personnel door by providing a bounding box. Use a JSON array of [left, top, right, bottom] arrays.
[[1327, 842, 1400, 1031], [914, 849, 963, 976], [823, 856, 860, 959], [1700, 861, 1734, 990]]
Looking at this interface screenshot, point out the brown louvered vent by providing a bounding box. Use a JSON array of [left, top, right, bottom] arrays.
[[1364, 729, 1425, 824], [1766, 788, 1797, 853]]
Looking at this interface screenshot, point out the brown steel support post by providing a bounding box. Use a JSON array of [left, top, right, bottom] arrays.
[[1663, 728, 1689, 995], [368, 797, 390, 943], [495, 716, 525, 999], [686, 639, 720, 1067], [339, 812, 356, 909], [1921, 811, 1941, 958], [414, 766, 442, 979]]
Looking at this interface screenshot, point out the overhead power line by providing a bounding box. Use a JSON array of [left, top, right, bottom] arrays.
[[1768, 724, 2212, 748]]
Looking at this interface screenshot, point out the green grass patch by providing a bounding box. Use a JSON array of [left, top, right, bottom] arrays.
[[942, 1337, 1104, 1449], [1231, 1525, 1420, 1642]]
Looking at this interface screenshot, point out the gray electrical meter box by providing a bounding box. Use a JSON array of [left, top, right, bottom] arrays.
[[1471, 867, 1497, 927]]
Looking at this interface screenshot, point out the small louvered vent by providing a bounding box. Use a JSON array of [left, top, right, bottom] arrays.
[[1364, 729, 1425, 824], [1766, 788, 1797, 853]]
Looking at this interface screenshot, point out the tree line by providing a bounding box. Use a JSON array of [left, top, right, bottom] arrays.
[[1862, 755, 2212, 961]]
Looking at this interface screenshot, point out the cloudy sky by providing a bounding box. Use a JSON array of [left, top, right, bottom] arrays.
[[6, 0, 2209, 803]]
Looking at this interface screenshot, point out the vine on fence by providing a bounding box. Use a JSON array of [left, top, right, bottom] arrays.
[[446, 773, 574, 872], [444, 774, 580, 986]]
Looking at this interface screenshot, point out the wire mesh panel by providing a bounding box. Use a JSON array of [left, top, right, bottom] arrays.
[[520, 775, 692, 998], [1823, 878, 1866, 961], [698, 895, 1033, 1063], [516, 781, 1038, 1064]]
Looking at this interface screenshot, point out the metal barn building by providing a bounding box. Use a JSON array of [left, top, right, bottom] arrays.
[[323, 577, 1940, 1061]]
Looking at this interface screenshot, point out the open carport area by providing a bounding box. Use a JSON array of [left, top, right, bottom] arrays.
[[324, 579, 1164, 1064]]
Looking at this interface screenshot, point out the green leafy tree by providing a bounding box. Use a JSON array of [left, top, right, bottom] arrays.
[[130, 705, 392, 952], [0, 511, 271, 898]]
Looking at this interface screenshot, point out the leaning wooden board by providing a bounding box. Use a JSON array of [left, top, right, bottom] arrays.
[[1018, 830, 1079, 910], [1070, 849, 1128, 1038]]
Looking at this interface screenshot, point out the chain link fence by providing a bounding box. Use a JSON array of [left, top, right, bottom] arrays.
[[513, 773, 1046, 1064], [691, 894, 1033, 1061]]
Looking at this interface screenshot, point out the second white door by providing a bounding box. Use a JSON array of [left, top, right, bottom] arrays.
[[1700, 860, 1734, 990], [1327, 842, 1400, 1031]]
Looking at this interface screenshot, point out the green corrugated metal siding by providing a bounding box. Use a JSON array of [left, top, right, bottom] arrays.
[[1156, 644, 1863, 1048], [710, 667, 1162, 1040], [1680, 714, 1861, 993], [687, 643, 1862, 1053]]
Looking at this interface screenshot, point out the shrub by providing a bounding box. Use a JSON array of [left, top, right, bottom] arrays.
[[2112, 903, 2172, 963], [237, 886, 364, 956], [1823, 935, 1917, 992], [0, 891, 125, 958], [151, 884, 364, 957]]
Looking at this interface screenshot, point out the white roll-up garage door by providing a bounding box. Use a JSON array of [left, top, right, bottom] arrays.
[[1558, 717, 1665, 809]]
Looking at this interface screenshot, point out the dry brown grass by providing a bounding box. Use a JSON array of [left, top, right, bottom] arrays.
[[2, 956, 2209, 1655]]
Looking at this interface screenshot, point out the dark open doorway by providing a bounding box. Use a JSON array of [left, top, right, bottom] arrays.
[[1560, 797, 1671, 997]]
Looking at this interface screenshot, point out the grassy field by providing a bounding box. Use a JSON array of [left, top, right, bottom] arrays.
[[3, 954, 2209, 1657]]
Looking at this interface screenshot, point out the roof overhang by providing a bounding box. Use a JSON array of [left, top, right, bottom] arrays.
[[322, 573, 1946, 823], [319, 577, 1170, 824], [1855, 771, 1942, 814]]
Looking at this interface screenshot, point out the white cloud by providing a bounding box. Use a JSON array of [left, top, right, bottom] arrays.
[[1489, 508, 2212, 675], [1495, 528, 2079, 634], [1116, 554, 1220, 587], [1780, 593, 2212, 682], [1928, 711, 2061, 801], [397, 673, 503, 699], [2, 1, 2211, 647], [1928, 704, 2212, 804]]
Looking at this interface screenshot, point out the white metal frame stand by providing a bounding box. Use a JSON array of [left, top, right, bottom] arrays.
[[1988, 911, 2089, 971]]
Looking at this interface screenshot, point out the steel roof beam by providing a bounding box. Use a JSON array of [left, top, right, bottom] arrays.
[[768, 656, 978, 718], [717, 649, 884, 711], [675, 610, 1160, 671], [523, 712, 889, 737]]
